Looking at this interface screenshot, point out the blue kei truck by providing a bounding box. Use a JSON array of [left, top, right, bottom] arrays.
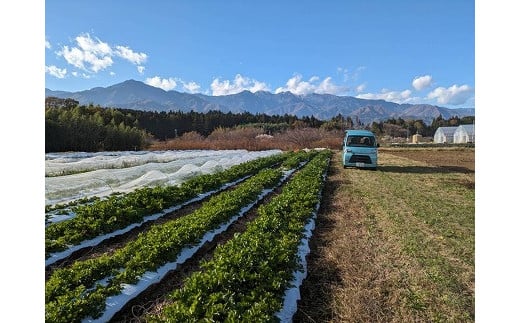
[[342, 129, 379, 170]]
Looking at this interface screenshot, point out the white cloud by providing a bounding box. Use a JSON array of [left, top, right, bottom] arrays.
[[211, 74, 269, 96], [248, 80, 269, 93], [182, 81, 201, 93], [427, 84, 473, 105], [115, 45, 147, 65], [59, 46, 87, 70], [356, 88, 413, 104], [401, 89, 412, 99], [45, 65, 67, 79], [76, 33, 112, 55], [315, 77, 348, 94], [59, 33, 114, 72], [144, 76, 202, 93], [275, 74, 347, 95], [275, 74, 313, 95], [88, 55, 113, 73], [145, 76, 177, 91], [356, 83, 366, 93], [56, 33, 148, 75], [110, 71, 116, 76], [45, 39, 51, 49], [70, 71, 90, 79], [412, 75, 433, 91]]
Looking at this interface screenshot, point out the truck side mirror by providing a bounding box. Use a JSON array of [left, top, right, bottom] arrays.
[[377, 143, 380, 147]]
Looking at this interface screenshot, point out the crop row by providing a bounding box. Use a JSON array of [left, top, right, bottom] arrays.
[[45, 152, 293, 257], [45, 165, 291, 322], [147, 150, 331, 322]]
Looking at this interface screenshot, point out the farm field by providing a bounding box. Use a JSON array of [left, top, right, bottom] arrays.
[[45, 149, 281, 207], [45, 150, 330, 322], [379, 147, 475, 172], [295, 147, 475, 322], [44, 147, 474, 322]]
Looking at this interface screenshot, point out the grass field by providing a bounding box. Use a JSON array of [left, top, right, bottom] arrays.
[[295, 147, 475, 322]]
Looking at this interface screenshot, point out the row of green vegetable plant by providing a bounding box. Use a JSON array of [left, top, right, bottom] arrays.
[[45, 195, 100, 214], [147, 150, 331, 322], [280, 149, 318, 169], [45, 152, 290, 257], [45, 167, 288, 323], [45, 150, 311, 220]]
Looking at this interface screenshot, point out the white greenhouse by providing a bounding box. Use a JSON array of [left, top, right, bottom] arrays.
[[433, 126, 458, 143], [453, 124, 475, 143]]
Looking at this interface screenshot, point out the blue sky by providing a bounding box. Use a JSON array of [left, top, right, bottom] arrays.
[[45, 0, 475, 109], [3, 2, 520, 320]]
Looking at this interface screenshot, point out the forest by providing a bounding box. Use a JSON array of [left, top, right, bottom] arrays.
[[45, 97, 475, 152]]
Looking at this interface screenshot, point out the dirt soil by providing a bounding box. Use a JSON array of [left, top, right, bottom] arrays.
[[380, 148, 475, 172]]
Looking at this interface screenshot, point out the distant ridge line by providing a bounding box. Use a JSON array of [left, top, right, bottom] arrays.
[[45, 79, 475, 124]]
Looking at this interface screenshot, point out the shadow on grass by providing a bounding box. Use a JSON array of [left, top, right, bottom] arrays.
[[378, 165, 474, 174]]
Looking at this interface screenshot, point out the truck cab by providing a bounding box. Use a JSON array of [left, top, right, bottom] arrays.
[[342, 130, 379, 170]]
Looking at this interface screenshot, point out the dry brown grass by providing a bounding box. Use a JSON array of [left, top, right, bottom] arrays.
[[294, 151, 390, 323], [147, 127, 343, 151], [295, 149, 474, 322], [381, 147, 475, 172]]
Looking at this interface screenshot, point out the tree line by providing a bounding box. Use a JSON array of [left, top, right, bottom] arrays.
[[369, 114, 475, 138], [125, 108, 323, 139], [45, 104, 149, 152], [318, 113, 474, 138], [45, 97, 475, 152]]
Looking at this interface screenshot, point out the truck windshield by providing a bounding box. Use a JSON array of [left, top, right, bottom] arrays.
[[346, 135, 375, 147]]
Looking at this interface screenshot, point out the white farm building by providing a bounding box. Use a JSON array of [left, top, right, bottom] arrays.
[[433, 126, 458, 143], [433, 125, 475, 144], [453, 124, 475, 143]]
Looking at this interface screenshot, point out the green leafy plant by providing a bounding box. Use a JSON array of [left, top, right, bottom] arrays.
[[149, 150, 331, 322], [45, 167, 286, 323], [45, 153, 288, 257]]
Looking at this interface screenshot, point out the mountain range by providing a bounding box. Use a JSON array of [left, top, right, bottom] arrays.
[[45, 79, 475, 124]]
